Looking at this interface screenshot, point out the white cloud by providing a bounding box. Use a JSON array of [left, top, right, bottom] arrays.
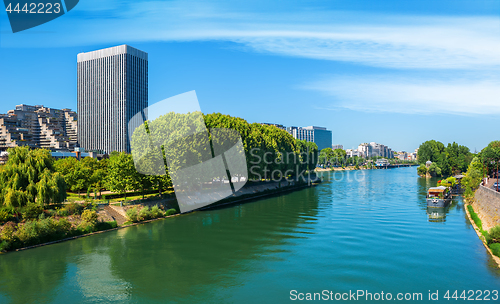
[[302, 75, 500, 115], [2, 1, 500, 70]]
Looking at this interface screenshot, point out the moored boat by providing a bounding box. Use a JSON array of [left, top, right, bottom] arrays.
[[426, 186, 452, 208]]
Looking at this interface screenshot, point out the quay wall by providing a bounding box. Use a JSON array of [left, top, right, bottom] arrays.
[[474, 185, 500, 230]]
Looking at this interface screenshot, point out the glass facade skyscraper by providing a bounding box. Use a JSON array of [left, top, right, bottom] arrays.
[[77, 45, 148, 154]]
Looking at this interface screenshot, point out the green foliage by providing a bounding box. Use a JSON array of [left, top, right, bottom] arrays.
[[417, 140, 472, 176], [467, 205, 482, 230], [138, 206, 152, 221], [481, 140, 500, 175], [489, 226, 500, 242], [0, 221, 16, 243], [15, 218, 72, 247], [417, 164, 427, 176], [462, 157, 483, 195], [150, 205, 164, 218], [490, 243, 500, 258], [418, 140, 445, 164], [20, 205, 43, 220], [126, 206, 139, 223], [0, 208, 11, 222], [106, 152, 143, 197], [81, 209, 98, 225], [61, 203, 84, 216], [131, 112, 314, 182], [0, 241, 9, 252], [126, 205, 166, 222], [428, 163, 442, 177], [165, 208, 178, 216], [0, 147, 66, 208], [95, 221, 118, 231], [76, 221, 95, 234]]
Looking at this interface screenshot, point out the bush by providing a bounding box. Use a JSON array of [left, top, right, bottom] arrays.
[[64, 203, 85, 215], [15, 218, 72, 247], [0, 240, 9, 252], [482, 230, 492, 244], [95, 221, 117, 231], [165, 208, 178, 216], [20, 205, 44, 220], [150, 205, 164, 218], [489, 226, 500, 243], [417, 164, 427, 176], [126, 207, 139, 223], [81, 209, 98, 225], [490, 243, 500, 258], [0, 209, 11, 222], [138, 206, 152, 221], [77, 221, 95, 234], [0, 221, 17, 243]]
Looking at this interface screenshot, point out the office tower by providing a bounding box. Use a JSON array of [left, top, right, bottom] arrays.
[[0, 104, 77, 151], [286, 126, 332, 150], [77, 45, 148, 154]]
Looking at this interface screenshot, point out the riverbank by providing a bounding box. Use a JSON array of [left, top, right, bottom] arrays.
[[1, 178, 321, 254], [463, 203, 500, 267]]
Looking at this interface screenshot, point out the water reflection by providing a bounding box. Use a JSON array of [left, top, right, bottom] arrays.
[[427, 207, 448, 222]]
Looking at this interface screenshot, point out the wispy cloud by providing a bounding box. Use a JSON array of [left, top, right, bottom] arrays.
[[302, 75, 500, 115], [3, 1, 500, 70], [2, 0, 499, 115]]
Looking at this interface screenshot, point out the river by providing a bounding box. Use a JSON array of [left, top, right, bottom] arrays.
[[1, 167, 499, 303]]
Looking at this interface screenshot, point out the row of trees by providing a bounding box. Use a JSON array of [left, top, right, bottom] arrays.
[[1, 112, 323, 211], [417, 140, 473, 177], [461, 141, 500, 198], [130, 112, 319, 182]]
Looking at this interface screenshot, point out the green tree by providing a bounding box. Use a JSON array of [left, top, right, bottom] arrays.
[[0, 147, 66, 208], [106, 152, 142, 198], [481, 141, 500, 175], [462, 156, 483, 198], [417, 140, 445, 164]]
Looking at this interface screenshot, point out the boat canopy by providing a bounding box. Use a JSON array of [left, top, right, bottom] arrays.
[[428, 186, 448, 193]]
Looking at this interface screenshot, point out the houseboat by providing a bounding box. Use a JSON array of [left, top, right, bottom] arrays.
[[426, 186, 452, 208]]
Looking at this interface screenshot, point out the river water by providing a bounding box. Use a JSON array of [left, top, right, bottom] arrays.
[[1, 167, 499, 303]]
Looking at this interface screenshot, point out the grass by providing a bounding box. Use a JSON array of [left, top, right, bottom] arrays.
[[490, 243, 500, 258], [467, 205, 482, 230], [467, 205, 500, 259]]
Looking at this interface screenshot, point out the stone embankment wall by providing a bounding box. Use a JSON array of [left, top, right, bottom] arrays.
[[474, 185, 500, 230]]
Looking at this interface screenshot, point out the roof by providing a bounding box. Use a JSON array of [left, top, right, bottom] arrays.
[[428, 186, 448, 192], [454, 175, 465, 179]]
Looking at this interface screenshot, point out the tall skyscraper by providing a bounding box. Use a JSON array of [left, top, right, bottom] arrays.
[[77, 45, 148, 154]]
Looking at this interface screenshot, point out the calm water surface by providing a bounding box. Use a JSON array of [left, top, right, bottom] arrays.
[[1, 168, 500, 303]]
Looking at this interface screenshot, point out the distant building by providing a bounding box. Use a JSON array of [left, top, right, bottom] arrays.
[[345, 149, 360, 158], [0, 104, 78, 151], [261, 123, 286, 130], [286, 126, 332, 150], [77, 45, 148, 154], [332, 144, 343, 150], [349, 142, 394, 158], [0, 151, 7, 164]]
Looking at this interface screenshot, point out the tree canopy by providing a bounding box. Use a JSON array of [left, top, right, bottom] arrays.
[[417, 140, 472, 177], [0, 147, 66, 208]]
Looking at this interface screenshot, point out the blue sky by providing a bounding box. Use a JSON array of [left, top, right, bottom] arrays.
[[1, 0, 499, 152]]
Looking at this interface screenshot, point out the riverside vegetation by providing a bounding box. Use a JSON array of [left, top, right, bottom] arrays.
[[0, 113, 319, 252], [416, 140, 500, 259]]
